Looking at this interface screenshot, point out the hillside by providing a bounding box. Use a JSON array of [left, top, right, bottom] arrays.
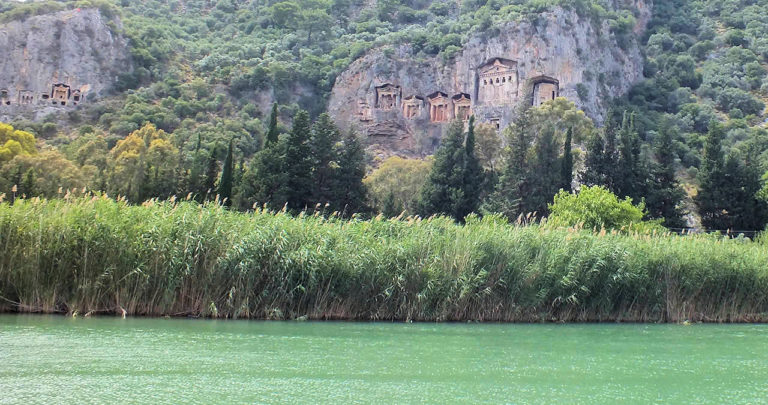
[[1, 0, 768, 232]]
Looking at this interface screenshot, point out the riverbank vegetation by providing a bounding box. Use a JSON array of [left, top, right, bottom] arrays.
[[1, 196, 766, 323]]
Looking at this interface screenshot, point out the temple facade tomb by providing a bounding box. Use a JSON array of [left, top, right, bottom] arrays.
[[51, 83, 71, 105], [18, 90, 34, 105], [402, 95, 423, 119], [358, 101, 373, 122], [476, 58, 519, 106], [452, 93, 472, 121], [531, 76, 559, 106], [427, 92, 450, 122], [375, 83, 400, 110]]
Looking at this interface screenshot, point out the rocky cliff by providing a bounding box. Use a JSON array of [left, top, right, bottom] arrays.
[[329, 1, 652, 158], [0, 8, 131, 122]]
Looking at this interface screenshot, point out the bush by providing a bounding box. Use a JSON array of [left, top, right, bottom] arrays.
[[547, 186, 664, 233]]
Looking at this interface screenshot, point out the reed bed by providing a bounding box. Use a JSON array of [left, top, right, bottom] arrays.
[[1, 195, 767, 322]]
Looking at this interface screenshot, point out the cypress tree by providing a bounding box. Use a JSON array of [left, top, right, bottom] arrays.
[[616, 112, 642, 200], [20, 168, 36, 198], [309, 113, 342, 208], [239, 138, 288, 210], [581, 130, 607, 187], [218, 139, 234, 205], [462, 116, 483, 217], [695, 121, 728, 230], [419, 120, 467, 220], [646, 121, 687, 228], [284, 110, 313, 211], [484, 104, 533, 219], [560, 127, 573, 192], [601, 114, 621, 192], [525, 124, 560, 217], [203, 146, 219, 201], [266, 102, 279, 146], [381, 191, 403, 218], [718, 151, 768, 232], [334, 130, 368, 215]]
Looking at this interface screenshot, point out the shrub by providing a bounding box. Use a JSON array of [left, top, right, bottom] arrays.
[[547, 185, 664, 233]]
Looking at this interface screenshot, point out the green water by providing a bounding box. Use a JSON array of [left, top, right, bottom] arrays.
[[1, 316, 767, 404]]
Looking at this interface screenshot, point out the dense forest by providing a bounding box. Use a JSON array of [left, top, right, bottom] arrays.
[[1, 0, 768, 233]]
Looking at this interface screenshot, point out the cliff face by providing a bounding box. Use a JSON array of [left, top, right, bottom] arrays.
[[0, 8, 131, 122], [329, 1, 652, 158]]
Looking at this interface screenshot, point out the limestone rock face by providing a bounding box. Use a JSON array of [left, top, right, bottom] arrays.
[[329, 1, 652, 158], [0, 8, 131, 121]]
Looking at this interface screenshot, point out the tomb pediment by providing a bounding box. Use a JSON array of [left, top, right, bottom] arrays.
[[427, 91, 449, 103], [477, 58, 517, 76]]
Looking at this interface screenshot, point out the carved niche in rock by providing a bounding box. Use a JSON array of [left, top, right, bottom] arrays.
[[402, 95, 423, 119], [427, 92, 450, 123], [72, 89, 83, 105], [18, 90, 34, 105], [531, 76, 559, 107], [0, 89, 10, 106], [476, 58, 518, 106], [51, 83, 71, 106], [358, 101, 373, 122], [453, 93, 472, 121], [375, 83, 400, 110]]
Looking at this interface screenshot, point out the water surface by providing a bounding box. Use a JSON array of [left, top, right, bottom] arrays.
[[1, 315, 766, 404]]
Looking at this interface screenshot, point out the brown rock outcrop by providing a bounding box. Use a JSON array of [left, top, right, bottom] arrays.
[[0, 8, 131, 121], [329, 1, 652, 158]]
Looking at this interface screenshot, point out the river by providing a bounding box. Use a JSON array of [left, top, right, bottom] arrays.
[[1, 315, 766, 404]]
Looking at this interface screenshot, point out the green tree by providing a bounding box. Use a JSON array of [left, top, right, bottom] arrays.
[[364, 156, 432, 215], [525, 124, 560, 217], [238, 139, 288, 210], [19, 167, 36, 198], [462, 116, 483, 217], [309, 113, 341, 208], [484, 105, 533, 218], [204, 147, 219, 201], [284, 110, 313, 211], [695, 121, 728, 230], [474, 123, 502, 173], [300, 8, 333, 43], [333, 131, 367, 215], [380, 190, 403, 218], [581, 130, 609, 187], [615, 112, 644, 201], [419, 120, 468, 220], [218, 139, 234, 205], [266, 103, 279, 146], [0, 151, 87, 198], [560, 127, 573, 192], [548, 185, 663, 233], [645, 122, 687, 228], [270, 1, 300, 28], [0, 123, 37, 163], [108, 123, 178, 202]]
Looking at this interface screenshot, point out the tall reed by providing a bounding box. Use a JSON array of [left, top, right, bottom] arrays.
[[1, 196, 767, 322]]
